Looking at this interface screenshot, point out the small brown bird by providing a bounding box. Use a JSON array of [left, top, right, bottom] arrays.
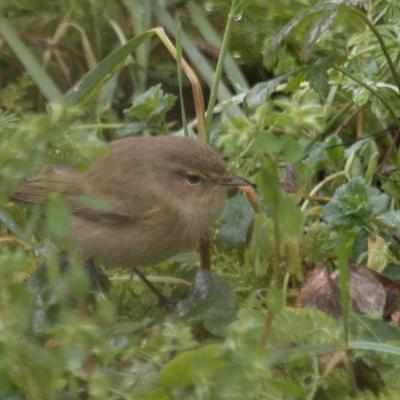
[[13, 136, 248, 287]]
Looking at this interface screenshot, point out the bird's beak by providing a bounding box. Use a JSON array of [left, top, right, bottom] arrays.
[[219, 176, 252, 187]]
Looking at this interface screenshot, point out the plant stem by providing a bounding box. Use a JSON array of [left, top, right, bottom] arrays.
[[335, 66, 400, 131], [176, 20, 190, 137], [301, 171, 346, 211], [347, 7, 400, 93], [205, 0, 237, 134]]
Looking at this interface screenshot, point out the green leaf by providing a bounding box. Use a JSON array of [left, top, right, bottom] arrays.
[[217, 194, 255, 250], [46, 193, 71, 239], [266, 284, 283, 314], [159, 344, 224, 389], [115, 122, 145, 138], [177, 270, 236, 336], [352, 315, 400, 342], [349, 341, 400, 356], [245, 76, 287, 109], [377, 210, 400, 230], [270, 308, 342, 347], [257, 165, 304, 237], [255, 131, 285, 154], [282, 136, 304, 164], [64, 30, 155, 106], [246, 213, 271, 277], [305, 12, 337, 48], [323, 177, 389, 228], [124, 84, 176, 124], [306, 58, 332, 99], [335, 231, 355, 345], [264, 4, 336, 68], [278, 194, 304, 237]]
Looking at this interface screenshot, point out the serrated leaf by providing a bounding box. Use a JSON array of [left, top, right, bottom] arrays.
[[306, 58, 332, 99], [217, 194, 255, 250], [264, 4, 336, 68], [305, 12, 337, 48], [124, 84, 176, 124], [245, 76, 286, 109], [177, 270, 236, 336], [270, 308, 342, 346], [323, 177, 389, 228], [159, 344, 224, 389]]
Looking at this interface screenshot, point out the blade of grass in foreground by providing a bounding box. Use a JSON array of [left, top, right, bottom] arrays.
[[205, 0, 240, 132], [154, 3, 234, 103], [187, 1, 249, 92], [176, 20, 190, 138], [123, 0, 152, 93], [64, 31, 155, 106], [0, 18, 63, 105]]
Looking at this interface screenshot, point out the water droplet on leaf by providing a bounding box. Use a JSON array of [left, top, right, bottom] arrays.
[[234, 13, 243, 22]]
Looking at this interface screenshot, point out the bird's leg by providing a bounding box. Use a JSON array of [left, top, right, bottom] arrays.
[[85, 258, 111, 293], [132, 268, 175, 309]]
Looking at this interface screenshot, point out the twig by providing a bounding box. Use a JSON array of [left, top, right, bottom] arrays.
[[301, 171, 346, 212]]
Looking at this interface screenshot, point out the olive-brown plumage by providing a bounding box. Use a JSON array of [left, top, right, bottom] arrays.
[[13, 136, 245, 270]]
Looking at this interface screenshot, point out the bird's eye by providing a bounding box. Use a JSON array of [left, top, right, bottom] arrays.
[[185, 173, 201, 184]]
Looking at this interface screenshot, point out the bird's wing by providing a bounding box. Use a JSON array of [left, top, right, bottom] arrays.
[[12, 167, 134, 224]]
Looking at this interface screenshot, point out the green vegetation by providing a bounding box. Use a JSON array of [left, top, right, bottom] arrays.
[[1, 0, 400, 398]]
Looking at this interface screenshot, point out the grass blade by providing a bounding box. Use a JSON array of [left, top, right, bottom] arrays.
[[187, 1, 249, 92], [349, 341, 400, 356], [205, 0, 239, 132], [64, 31, 155, 106], [0, 18, 63, 105], [123, 0, 152, 92], [154, 3, 233, 104], [176, 20, 190, 138]]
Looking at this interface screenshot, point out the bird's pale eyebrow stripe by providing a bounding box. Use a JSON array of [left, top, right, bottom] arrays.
[[174, 169, 207, 180]]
